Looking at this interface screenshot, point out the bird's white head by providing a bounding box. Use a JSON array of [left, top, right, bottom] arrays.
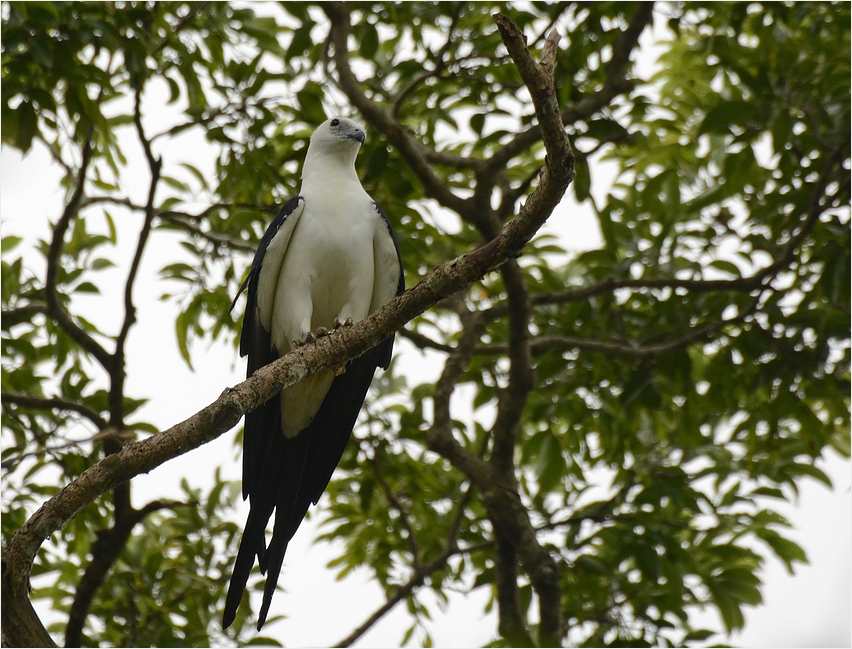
[[301, 117, 366, 184], [311, 117, 366, 153]]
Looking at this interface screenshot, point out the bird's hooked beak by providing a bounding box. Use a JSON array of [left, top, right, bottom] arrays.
[[347, 129, 366, 145]]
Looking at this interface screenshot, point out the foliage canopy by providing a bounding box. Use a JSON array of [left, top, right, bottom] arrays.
[[2, 2, 849, 647]]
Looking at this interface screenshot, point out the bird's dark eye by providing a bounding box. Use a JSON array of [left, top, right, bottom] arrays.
[[330, 118, 340, 127]]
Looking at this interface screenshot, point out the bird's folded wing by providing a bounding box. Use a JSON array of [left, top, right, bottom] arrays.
[[238, 197, 305, 500]]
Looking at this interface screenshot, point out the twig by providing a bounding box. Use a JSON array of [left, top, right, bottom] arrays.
[[1, 392, 108, 430], [367, 450, 422, 569], [335, 482, 483, 647]]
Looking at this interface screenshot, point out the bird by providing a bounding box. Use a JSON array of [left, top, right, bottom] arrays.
[[222, 116, 404, 631]]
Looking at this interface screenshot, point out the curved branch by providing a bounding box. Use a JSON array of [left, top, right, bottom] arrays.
[[158, 211, 257, 253], [110, 90, 162, 425], [1, 85, 575, 642], [78, 195, 266, 253], [425, 310, 493, 488]]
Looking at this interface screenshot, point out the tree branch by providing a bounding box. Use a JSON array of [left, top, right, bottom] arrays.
[[484, 2, 654, 175], [425, 310, 494, 488], [43, 135, 114, 371], [334, 484, 481, 648], [1, 392, 108, 430], [78, 195, 265, 253], [1, 303, 49, 326], [367, 450, 422, 570], [486, 15, 575, 645], [64, 499, 193, 647], [110, 90, 161, 426], [0, 428, 135, 472], [64, 90, 164, 647]]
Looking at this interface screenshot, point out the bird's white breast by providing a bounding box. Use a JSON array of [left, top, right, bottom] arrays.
[[267, 181, 380, 436]]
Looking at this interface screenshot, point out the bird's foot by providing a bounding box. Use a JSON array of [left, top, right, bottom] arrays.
[[292, 331, 316, 348], [333, 317, 354, 329], [292, 326, 333, 349]]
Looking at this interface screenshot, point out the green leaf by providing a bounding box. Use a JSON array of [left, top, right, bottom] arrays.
[[573, 159, 591, 202], [1, 235, 23, 253], [708, 259, 741, 278], [757, 529, 807, 574], [698, 101, 759, 134]]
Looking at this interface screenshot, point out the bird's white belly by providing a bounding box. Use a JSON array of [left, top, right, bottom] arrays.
[[270, 198, 377, 437]]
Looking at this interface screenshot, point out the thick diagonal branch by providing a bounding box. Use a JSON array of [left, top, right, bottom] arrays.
[[1, 88, 576, 642]]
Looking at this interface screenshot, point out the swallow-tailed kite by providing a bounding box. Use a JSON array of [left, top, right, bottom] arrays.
[[222, 117, 404, 630]]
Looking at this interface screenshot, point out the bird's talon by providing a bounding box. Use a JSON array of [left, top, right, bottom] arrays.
[[344, 317, 353, 327], [316, 327, 329, 337]]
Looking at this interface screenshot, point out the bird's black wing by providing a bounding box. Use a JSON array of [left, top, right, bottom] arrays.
[[238, 196, 304, 500], [223, 196, 303, 629]]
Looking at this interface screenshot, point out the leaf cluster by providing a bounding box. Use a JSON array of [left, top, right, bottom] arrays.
[[1, 2, 849, 647]]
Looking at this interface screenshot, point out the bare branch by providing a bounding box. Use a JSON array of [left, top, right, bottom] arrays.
[[1, 303, 48, 325], [110, 91, 162, 425]]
